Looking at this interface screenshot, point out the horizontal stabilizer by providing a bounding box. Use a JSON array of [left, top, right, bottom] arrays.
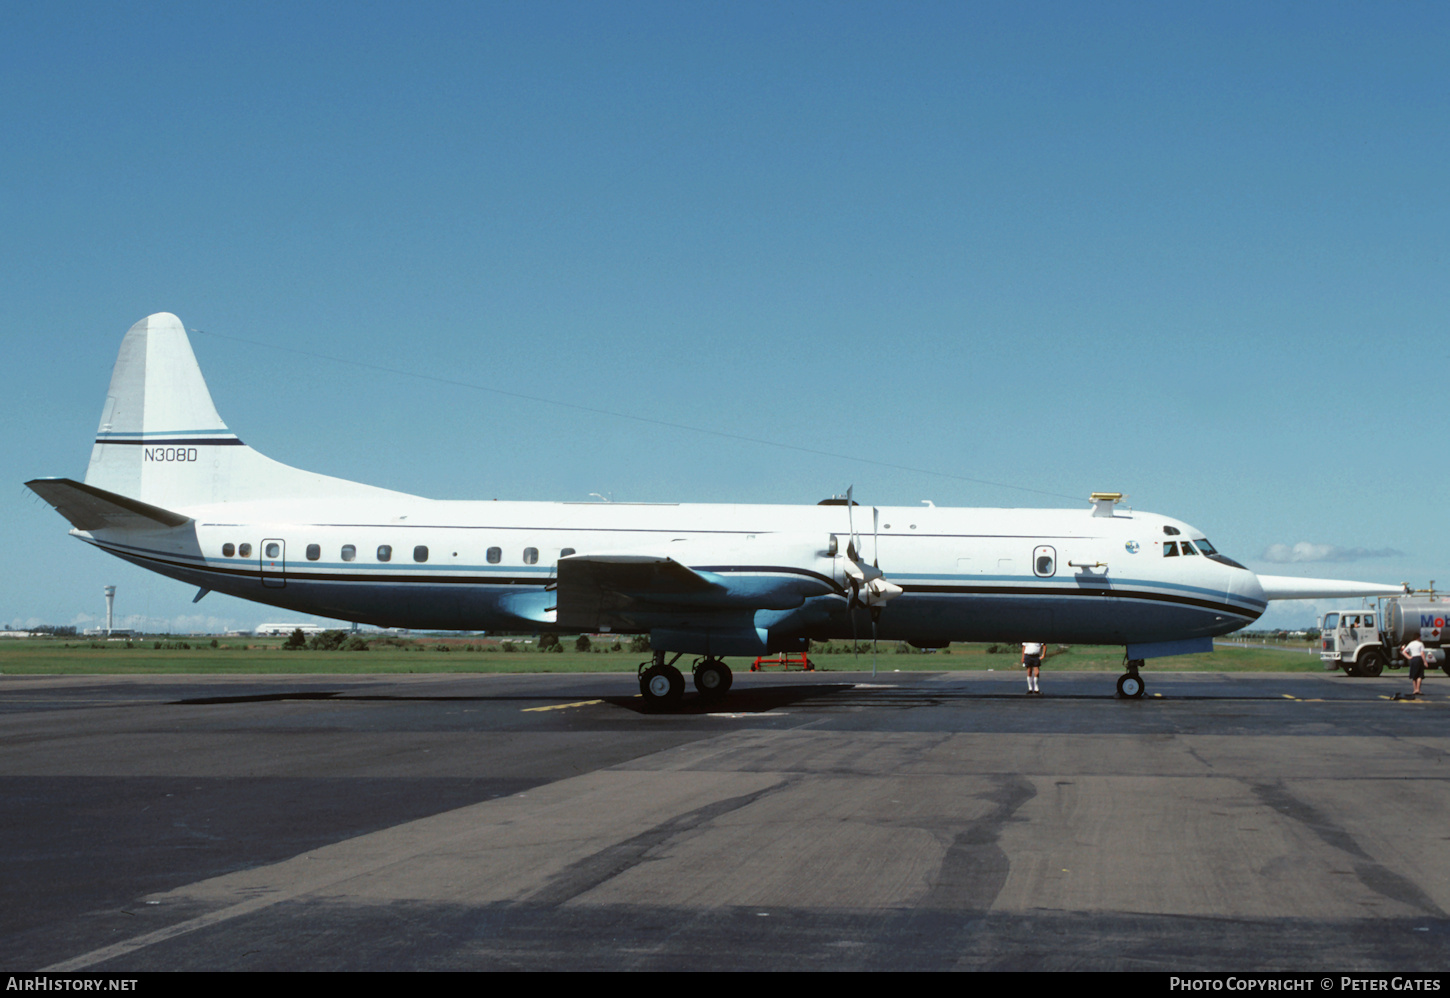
[[1256, 575, 1406, 601], [555, 555, 718, 630], [26, 478, 191, 531]]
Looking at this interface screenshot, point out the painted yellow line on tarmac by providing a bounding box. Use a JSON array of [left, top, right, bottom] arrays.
[[522, 699, 603, 713]]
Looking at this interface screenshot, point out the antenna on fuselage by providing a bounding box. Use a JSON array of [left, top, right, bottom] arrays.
[[1089, 492, 1126, 517]]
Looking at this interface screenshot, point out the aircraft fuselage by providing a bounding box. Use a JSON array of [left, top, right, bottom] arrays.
[[75, 494, 1266, 648]]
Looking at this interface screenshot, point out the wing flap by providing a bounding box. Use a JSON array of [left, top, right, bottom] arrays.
[[26, 478, 192, 531], [555, 555, 718, 630]]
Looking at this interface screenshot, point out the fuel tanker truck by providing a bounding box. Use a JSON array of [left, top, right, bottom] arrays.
[[1320, 593, 1450, 677]]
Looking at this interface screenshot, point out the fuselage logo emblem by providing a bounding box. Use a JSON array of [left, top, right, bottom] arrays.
[[1125, 540, 1140, 554]]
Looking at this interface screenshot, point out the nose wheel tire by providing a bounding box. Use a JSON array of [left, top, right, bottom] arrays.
[[1116, 672, 1145, 699]]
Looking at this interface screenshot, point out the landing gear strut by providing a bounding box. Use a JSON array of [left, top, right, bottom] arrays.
[[1117, 659, 1146, 699]]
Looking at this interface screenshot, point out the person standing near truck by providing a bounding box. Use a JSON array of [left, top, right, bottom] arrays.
[[1022, 641, 1045, 696], [1401, 637, 1428, 698]]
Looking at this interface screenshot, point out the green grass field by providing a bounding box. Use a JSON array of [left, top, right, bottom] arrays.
[[0, 636, 1333, 676]]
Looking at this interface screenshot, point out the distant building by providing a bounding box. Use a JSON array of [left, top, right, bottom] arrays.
[[254, 623, 329, 637]]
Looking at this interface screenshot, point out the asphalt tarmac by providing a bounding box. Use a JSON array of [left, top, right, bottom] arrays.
[[2, 668, 1448, 971]]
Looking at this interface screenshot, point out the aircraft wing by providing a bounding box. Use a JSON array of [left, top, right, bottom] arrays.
[[555, 554, 721, 630], [1256, 575, 1406, 600], [25, 478, 192, 531]]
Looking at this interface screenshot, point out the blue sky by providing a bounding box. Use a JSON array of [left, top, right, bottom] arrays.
[[3, 1, 1446, 633]]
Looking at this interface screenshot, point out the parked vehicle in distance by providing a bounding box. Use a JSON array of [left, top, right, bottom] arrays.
[[1320, 595, 1449, 677]]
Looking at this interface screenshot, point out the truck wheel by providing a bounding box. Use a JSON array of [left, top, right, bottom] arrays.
[[1357, 649, 1386, 678]]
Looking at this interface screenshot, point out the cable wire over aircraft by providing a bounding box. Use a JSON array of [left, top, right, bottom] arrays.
[[27, 314, 1405, 706]]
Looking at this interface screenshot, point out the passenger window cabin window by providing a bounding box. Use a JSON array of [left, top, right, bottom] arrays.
[[239, 543, 252, 558], [523, 547, 539, 565], [377, 545, 392, 562], [264, 542, 280, 559], [414, 546, 428, 563], [560, 548, 576, 558], [306, 544, 320, 561], [341, 545, 356, 562], [223, 543, 235, 557], [1164, 542, 1178, 557], [487, 546, 502, 564], [1032, 545, 1056, 577]]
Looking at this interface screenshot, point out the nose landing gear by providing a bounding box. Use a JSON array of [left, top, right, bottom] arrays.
[[1116, 659, 1146, 699]]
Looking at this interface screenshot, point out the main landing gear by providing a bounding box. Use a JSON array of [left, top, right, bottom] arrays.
[[1116, 659, 1146, 699], [637, 651, 733, 709]]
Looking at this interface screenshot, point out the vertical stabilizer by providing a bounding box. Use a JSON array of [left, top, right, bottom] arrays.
[[84, 313, 415, 508]]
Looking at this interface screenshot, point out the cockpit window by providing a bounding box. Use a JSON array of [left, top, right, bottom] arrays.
[[1163, 526, 1181, 536], [1163, 542, 1179, 557], [1180, 541, 1199, 555], [1190, 537, 1248, 570]]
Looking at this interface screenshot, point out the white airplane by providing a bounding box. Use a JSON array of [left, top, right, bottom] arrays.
[[27, 314, 1405, 705]]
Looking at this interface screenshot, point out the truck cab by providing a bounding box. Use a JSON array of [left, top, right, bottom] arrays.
[[1319, 610, 1388, 676]]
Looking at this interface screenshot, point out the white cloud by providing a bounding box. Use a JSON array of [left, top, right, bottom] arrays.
[[1261, 542, 1404, 564]]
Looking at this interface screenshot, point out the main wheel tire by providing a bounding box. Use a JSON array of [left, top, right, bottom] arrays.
[[1116, 672, 1145, 699], [1356, 649, 1386, 678], [641, 664, 684, 708], [694, 659, 733, 699]]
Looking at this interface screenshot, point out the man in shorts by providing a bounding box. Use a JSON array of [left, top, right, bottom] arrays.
[[1021, 641, 1045, 696], [1401, 637, 1428, 698]]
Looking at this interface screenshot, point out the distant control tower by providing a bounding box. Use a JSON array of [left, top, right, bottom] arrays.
[[104, 586, 116, 636]]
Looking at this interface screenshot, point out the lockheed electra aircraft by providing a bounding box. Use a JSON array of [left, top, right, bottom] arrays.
[[27, 314, 1404, 705]]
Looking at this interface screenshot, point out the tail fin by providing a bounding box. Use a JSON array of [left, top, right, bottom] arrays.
[[83, 313, 414, 509]]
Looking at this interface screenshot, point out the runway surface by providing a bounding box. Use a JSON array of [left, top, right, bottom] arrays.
[[3, 668, 1448, 971]]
